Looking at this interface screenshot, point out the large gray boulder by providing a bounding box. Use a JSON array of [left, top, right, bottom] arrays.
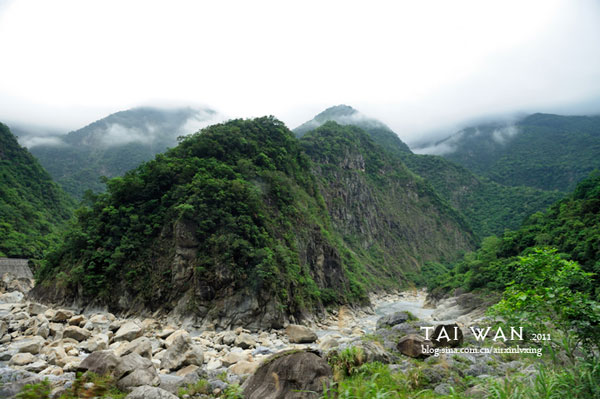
[[78, 350, 119, 376], [160, 331, 203, 371], [376, 311, 413, 329], [285, 325, 317, 344], [63, 325, 92, 341], [114, 321, 143, 342], [243, 350, 332, 399], [125, 385, 178, 399], [115, 353, 160, 390], [397, 334, 433, 358]]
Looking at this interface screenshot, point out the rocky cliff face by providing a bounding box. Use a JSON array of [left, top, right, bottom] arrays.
[[33, 118, 474, 329]]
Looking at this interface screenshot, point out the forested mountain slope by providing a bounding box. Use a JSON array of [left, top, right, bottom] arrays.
[[34, 117, 474, 329], [0, 123, 74, 258], [28, 107, 221, 199], [419, 113, 600, 192]]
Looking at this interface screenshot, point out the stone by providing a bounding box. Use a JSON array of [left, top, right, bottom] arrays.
[[63, 325, 92, 341], [431, 323, 463, 348], [242, 350, 332, 399], [285, 324, 318, 344], [28, 303, 48, 315], [220, 331, 236, 345], [49, 322, 64, 337], [52, 309, 75, 322], [235, 332, 256, 349], [114, 321, 143, 342], [80, 333, 110, 352], [115, 353, 160, 390], [222, 351, 249, 366], [23, 360, 48, 373], [157, 327, 176, 339], [376, 311, 413, 329], [229, 360, 257, 375], [318, 336, 340, 352], [160, 331, 203, 371], [78, 350, 119, 376], [86, 314, 111, 331], [9, 352, 37, 366], [12, 336, 45, 354], [164, 329, 188, 347], [205, 358, 222, 371], [397, 334, 433, 358], [68, 314, 86, 326], [175, 364, 199, 377], [0, 291, 24, 303], [116, 336, 153, 359], [125, 385, 178, 399]]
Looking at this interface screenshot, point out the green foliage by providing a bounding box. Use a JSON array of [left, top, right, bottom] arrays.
[[37, 117, 370, 316], [16, 379, 51, 399], [444, 113, 600, 192], [177, 378, 210, 397], [57, 372, 126, 399], [489, 249, 600, 356], [0, 123, 74, 258], [429, 172, 600, 297], [327, 347, 367, 381]]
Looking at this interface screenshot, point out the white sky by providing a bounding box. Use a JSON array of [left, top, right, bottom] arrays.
[[1, 0, 599, 143]]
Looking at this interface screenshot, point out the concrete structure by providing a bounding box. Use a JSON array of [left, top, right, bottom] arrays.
[[0, 258, 33, 279]]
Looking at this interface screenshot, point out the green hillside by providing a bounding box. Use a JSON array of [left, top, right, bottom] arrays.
[[34, 117, 473, 329], [0, 123, 74, 258]]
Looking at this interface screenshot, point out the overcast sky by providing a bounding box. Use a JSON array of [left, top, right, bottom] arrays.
[[1, 0, 599, 143]]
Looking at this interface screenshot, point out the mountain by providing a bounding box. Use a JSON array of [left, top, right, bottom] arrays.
[[34, 117, 474, 329], [296, 106, 562, 238], [294, 105, 412, 155], [0, 123, 74, 258], [25, 106, 223, 199], [416, 113, 600, 192], [428, 171, 600, 297]]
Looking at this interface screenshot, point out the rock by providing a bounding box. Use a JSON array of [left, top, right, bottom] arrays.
[[157, 327, 175, 339], [80, 333, 110, 352], [68, 314, 86, 326], [220, 331, 236, 345], [23, 360, 48, 373], [222, 351, 249, 367], [434, 383, 453, 395], [285, 324, 317, 344], [0, 319, 7, 337], [114, 321, 144, 342], [78, 350, 119, 376], [63, 325, 92, 341], [164, 329, 188, 347], [160, 331, 203, 371], [125, 385, 178, 399], [86, 314, 111, 331], [9, 352, 37, 365], [235, 332, 256, 349], [116, 336, 153, 359], [11, 336, 45, 354], [28, 303, 48, 315], [206, 358, 222, 371], [376, 311, 413, 329], [175, 364, 199, 377], [431, 323, 463, 348], [49, 322, 64, 337], [115, 353, 160, 390], [229, 360, 257, 375], [52, 309, 75, 322], [318, 336, 339, 352], [397, 334, 433, 358], [0, 291, 24, 303], [253, 346, 273, 356], [243, 350, 332, 399]]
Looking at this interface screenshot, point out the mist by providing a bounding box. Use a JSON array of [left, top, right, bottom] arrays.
[[0, 0, 599, 146]]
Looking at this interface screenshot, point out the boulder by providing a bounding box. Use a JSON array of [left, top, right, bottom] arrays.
[[243, 350, 332, 399], [222, 351, 250, 366], [125, 385, 178, 399], [114, 321, 143, 342], [220, 330, 236, 345], [28, 303, 48, 316], [9, 352, 37, 366], [0, 291, 24, 303], [116, 336, 153, 359], [68, 314, 86, 326], [160, 331, 203, 371], [397, 334, 433, 358], [52, 309, 75, 322], [11, 336, 45, 354], [376, 311, 413, 329], [175, 364, 199, 377], [229, 360, 258, 375], [235, 332, 256, 349], [432, 323, 463, 348], [80, 333, 109, 352], [285, 324, 317, 344], [164, 329, 188, 347], [115, 353, 160, 390], [78, 350, 119, 376], [63, 325, 92, 341]]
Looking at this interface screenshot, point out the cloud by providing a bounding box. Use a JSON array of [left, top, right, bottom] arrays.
[[0, 0, 598, 144], [19, 136, 67, 148]]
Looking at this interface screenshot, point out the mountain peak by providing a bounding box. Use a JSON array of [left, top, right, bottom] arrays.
[[314, 105, 358, 121]]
